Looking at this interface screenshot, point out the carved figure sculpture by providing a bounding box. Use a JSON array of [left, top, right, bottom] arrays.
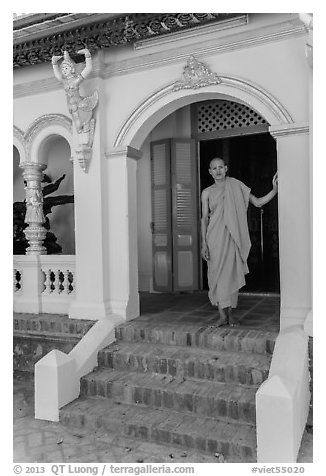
[[52, 49, 98, 170], [25, 188, 45, 223]]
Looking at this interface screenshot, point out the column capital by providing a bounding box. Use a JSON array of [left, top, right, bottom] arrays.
[[105, 146, 142, 160], [19, 161, 47, 169], [269, 123, 309, 138], [19, 161, 47, 174]]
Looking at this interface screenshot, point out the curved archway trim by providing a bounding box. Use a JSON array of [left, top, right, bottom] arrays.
[[14, 114, 73, 164], [114, 75, 294, 150]]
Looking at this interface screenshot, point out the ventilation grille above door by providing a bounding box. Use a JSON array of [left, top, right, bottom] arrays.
[[196, 100, 267, 134]]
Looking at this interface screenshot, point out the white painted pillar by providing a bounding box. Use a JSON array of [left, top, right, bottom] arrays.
[[69, 75, 111, 321], [105, 146, 141, 320], [270, 125, 311, 329]]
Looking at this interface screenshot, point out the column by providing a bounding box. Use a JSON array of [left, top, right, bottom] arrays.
[[20, 162, 47, 255], [15, 162, 47, 313], [270, 125, 311, 329], [105, 146, 141, 320]]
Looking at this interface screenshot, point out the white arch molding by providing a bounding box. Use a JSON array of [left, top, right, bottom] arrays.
[[14, 114, 73, 165], [13, 126, 26, 164], [113, 75, 294, 150]]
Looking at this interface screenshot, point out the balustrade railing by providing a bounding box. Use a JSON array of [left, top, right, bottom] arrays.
[[13, 255, 76, 314]]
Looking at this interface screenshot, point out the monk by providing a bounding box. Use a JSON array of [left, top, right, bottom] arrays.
[[201, 158, 278, 327]]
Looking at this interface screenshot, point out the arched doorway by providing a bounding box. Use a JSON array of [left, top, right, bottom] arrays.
[[141, 99, 279, 295], [107, 75, 310, 328]]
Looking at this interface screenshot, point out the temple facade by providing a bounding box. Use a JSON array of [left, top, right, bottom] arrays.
[[13, 13, 313, 463]]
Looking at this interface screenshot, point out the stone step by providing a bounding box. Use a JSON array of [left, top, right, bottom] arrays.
[[14, 313, 94, 336], [80, 369, 257, 425], [60, 396, 256, 462], [98, 341, 271, 386], [115, 321, 277, 355]]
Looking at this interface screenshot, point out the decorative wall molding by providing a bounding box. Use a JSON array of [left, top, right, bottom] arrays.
[[14, 114, 72, 162], [14, 13, 240, 69], [24, 114, 72, 144], [172, 56, 221, 91], [13, 17, 305, 99], [102, 17, 305, 79], [134, 15, 248, 49], [13, 125, 26, 153], [269, 123, 309, 138], [106, 146, 142, 160], [114, 72, 293, 148]]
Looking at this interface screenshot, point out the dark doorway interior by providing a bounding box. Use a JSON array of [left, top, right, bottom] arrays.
[[199, 133, 280, 293]]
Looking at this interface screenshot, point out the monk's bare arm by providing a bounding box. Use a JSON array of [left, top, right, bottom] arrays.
[[201, 189, 210, 261], [249, 172, 278, 208]]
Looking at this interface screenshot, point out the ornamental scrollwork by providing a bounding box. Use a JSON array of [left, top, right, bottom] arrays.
[[173, 56, 222, 91]]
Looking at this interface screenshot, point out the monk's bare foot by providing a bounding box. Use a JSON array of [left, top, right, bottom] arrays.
[[228, 307, 239, 327], [215, 306, 228, 327]]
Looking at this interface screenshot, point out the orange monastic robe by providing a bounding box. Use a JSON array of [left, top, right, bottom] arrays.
[[206, 177, 251, 309]]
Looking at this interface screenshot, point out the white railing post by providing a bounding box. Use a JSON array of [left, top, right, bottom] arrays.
[[256, 325, 310, 462]]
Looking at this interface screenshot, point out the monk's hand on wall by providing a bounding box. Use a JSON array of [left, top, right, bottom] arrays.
[[201, 243, 210, 261], [272, 172, 278, 192]]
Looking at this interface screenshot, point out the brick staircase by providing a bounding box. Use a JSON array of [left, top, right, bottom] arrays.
[[60, 319, 278, 463], [13, 313, 95, 372]]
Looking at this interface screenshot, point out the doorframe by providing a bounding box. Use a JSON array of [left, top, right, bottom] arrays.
[[192, 99, 277, 292], [197, 131, 280, 293]]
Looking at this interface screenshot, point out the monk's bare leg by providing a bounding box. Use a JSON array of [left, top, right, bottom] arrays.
[[215, 304, 228, 327]]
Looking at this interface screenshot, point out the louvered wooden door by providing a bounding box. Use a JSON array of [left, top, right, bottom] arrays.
[[151, 139, 199, 292], [151, 140, 173, 291]]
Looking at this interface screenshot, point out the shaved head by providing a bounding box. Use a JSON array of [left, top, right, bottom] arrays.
[[209, 158, 226, 168]]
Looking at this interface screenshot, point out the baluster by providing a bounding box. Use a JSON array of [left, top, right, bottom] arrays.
[[70, 271, 75, 293], [44, 269, 52, 294], [63, 269, 70, 295], [53, 269, 61, 294], [13, 269, 17, 293]]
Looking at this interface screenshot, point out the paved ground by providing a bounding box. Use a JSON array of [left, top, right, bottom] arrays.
[[138, 291, 280, 332], [13, 293, 313, 463]]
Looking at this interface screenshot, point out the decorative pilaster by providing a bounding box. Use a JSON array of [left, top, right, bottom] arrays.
[[104, 146, 142, 319], [20, 162, 47, 255], [269, 125, 311, 329]]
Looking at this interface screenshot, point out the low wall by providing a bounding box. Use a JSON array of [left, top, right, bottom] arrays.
[[256, 325, 310, 463]]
